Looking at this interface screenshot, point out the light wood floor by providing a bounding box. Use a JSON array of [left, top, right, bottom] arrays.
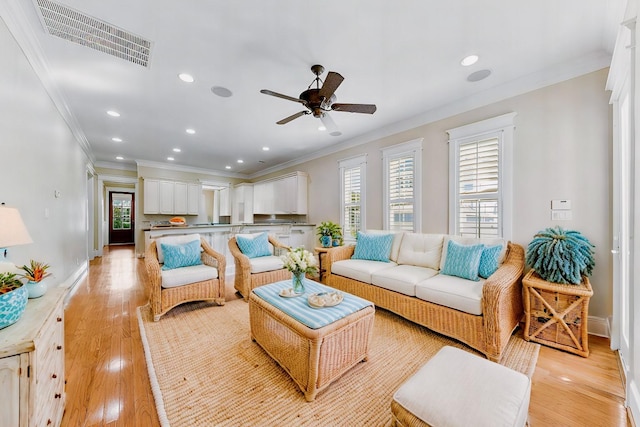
[[61, 245, 629, 426]]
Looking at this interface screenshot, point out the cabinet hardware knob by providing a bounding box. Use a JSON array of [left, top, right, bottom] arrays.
[[56, 345, 62, 350], [55, 393, 61, 399], [47, 420, 52, 425], [52, 374, 57, 379], [57, 317, 62, 322]]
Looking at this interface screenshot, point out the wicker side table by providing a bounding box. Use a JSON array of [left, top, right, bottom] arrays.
[[523, 270, 593, 357]]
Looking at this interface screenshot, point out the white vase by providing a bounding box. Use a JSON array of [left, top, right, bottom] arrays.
[[26, 280, 47, 299]]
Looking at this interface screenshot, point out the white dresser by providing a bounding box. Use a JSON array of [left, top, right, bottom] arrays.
[[0, 286, 66, 427]]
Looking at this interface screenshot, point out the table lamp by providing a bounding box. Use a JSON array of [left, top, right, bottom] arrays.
[[0, 205, 33, 272]]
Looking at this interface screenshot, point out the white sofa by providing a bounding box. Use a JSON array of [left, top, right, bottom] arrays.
[[325, 232, 525, 362]]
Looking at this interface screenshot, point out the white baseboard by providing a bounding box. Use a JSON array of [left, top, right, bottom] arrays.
[[588, 315, 610, 338], [58, 262, 88, 303], [629, 379, 640, 427]]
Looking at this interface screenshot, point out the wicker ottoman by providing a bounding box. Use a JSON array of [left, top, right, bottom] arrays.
[[249, 279, 375, 401], [391, 346, 531, 427]]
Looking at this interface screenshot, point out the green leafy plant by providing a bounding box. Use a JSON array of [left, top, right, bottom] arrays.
[[316, 221, 342, 240], [19, 260, 51, 283], [0, 272, 23, 294], [526, 226, 595, 285]]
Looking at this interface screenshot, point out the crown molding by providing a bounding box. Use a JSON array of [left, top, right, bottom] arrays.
[[135, 160, 248, 179], [94, 161, 137, 172], [0, 0, 95, 164]]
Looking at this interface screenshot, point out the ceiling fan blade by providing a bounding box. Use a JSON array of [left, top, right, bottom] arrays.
[[260, 89, 306, 104], [331, 103, 377, 114], [320, 113, 342, 137], [318, 71, 344, 100], [277, 111, 308, 125]]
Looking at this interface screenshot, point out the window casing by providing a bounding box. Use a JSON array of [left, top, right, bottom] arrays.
[[447, 113, 516, 239], [339, 155, 366, 242], [382, 139, 423, 232]]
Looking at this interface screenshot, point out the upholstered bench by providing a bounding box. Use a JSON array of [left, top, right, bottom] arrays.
[[391, 346, 531, 427]]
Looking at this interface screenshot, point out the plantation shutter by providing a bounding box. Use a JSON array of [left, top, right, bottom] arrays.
[[342, 164, 362, 240], [457, 137, 500, 237], [388, 155, 415, 231]]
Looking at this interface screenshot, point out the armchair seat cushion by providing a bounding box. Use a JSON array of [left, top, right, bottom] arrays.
[[161, 264, 219, 289], [249, 255, 285, 274], [372, 265, 439, 297], [331, 259, 397, 284], [416, 274, 485, 315]]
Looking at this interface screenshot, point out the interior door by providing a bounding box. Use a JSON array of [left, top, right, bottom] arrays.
[[109, 192, 134, 244]]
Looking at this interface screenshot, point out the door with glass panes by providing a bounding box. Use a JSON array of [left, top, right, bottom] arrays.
[[109, 192, 134, 244]]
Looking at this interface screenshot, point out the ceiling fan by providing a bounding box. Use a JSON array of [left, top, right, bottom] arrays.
[[260, 64, 377, 136]]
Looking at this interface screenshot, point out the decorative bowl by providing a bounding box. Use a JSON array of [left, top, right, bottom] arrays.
[[0, 285, 28, 329]]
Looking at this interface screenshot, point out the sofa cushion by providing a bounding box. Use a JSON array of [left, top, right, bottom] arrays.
[[249, 255, 285, 273], [415, 274, 485, 315], [439, 236, 507, 271], [478, 244, 503, 279], [155, 233, 201, 264], [161, 263, 218, 288], [396, 233, 445, 269], [365, 229, 404, 262], [352, 232, 394, 262], [236, 232, 271, 258], [371, 265, 439, 296], [161, 240, 203, 270], [331, 259, 397, 284], [440, 240, 484, 281]]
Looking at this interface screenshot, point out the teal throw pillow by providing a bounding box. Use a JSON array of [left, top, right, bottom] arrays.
[[478, 244, 503, 279], [236, 232, 271, 258], [352, 232, 394, 262], [440, 240, 484, 281], [161, 240, 202, 270]]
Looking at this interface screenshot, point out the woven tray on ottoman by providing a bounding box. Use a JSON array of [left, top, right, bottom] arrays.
[[249, 279, 375, 401], [523, 270, 593, 357]]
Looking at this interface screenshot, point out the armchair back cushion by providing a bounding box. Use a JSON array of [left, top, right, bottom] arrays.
[[155, 233, 201, 264], [236, 232, 272, 258]]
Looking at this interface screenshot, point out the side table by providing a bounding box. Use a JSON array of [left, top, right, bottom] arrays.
[[314, 246, 331, 283], [523, 269, 593, 357]]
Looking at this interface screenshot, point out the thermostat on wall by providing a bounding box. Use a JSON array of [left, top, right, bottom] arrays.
[[551, 200, 571, 210]]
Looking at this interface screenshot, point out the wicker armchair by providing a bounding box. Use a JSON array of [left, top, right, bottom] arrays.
[[145, 237, 225, 321], [228, 234, 290, 301]]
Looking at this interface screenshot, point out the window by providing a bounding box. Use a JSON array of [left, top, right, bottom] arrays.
[[382, 139, 423, 232], [339, 155, 366, 241], [447, 113, 516, 238], [112, 194, 132, 230]]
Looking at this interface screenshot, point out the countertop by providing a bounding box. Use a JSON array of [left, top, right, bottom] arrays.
[[143, 223, 315, 231]]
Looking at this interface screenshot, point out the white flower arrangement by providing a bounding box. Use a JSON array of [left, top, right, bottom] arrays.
[[281, 247, 319, 276]]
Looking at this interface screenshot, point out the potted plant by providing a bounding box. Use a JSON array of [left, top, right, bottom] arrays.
[[317, 221, 341, 248], [0, 272, 28, 329], [526, 226, 595, 285], [19, 260, 51, 298]]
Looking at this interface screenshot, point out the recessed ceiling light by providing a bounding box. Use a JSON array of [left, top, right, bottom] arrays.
[[262, 146, 269, 151], [461, 55, 479, 66], [237, 159, 244, 164], [318, 125, 326, 131], [225, 165, 231, 170], [211, 86, 233, 98], [178, 73, 194, 83], [467, 69, 492, 82], [115, 156, 124, 160], [186, 128, 196, 135], [107, 110, 120, 117], [111, 137, 123, 142], [167, 157, 175, 161], [173, 148, 181, 152]]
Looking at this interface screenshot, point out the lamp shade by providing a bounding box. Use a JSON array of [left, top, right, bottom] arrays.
[[0, 206, 33, 248]]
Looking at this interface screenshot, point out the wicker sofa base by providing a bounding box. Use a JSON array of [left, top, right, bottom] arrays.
[[248, 291, 375, 401], [325, 242, 525, 362]]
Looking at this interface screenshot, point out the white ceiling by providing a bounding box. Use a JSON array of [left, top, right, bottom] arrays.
[[2, 0, 626, 177]]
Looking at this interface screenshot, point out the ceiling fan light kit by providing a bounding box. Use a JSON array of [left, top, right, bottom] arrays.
[[261, 64, 376, 135]]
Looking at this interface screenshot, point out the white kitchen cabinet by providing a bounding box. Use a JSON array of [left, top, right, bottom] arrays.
[[253, 181, 274, 215], [232, 183, 253, 224], [219, 187, 231, 216], [290, 225, 315, 250], [252, 172, 308, 215], [0, 287, 66, 427], [143, 179, 160, 214], [187, 183, 201, 215], [173, 182, 188, 214], [159, 181, 175, 214]]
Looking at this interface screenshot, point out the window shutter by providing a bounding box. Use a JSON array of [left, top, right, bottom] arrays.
[[342, 165, 362, 240], [388, 155, 415, 231]]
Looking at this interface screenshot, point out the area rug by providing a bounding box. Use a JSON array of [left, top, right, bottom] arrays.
[[138, 299, 539, 427]]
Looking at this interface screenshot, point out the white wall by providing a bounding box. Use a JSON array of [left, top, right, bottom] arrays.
[[0, 18, 89, 284], [267, 69, 613, 320]]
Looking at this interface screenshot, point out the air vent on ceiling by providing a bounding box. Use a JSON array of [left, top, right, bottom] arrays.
[[34, 0, 152, 67]]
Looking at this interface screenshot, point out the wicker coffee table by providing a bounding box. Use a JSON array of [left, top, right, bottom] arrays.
[[249, 279, 375, 401]]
